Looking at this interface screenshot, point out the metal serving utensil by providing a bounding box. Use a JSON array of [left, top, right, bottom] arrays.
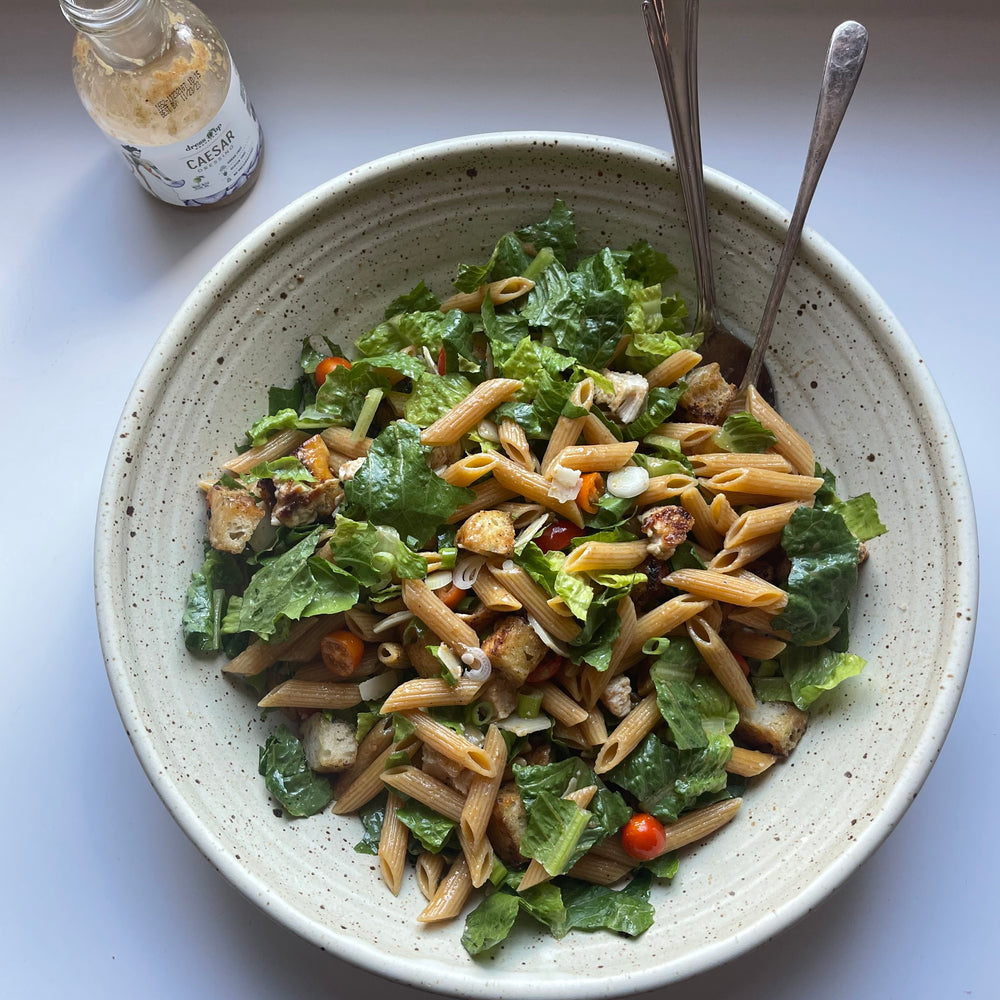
[[642, 0, 777, 404], [739, 19, 869, 395]]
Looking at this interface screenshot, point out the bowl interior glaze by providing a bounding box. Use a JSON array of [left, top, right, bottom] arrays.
[[95, 132, 977, 998]]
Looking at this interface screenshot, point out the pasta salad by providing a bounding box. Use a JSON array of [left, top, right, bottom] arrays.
[[182, 200, 885, 953]]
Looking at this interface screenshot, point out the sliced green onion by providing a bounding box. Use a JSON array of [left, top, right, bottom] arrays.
[[517, 689, 543, 719], [521, 245, 555, 282], [466, 700, 496, 727], [351, 387, 383, 441], [438, 546, 458, 569]]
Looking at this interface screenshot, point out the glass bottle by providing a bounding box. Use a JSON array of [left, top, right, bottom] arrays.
[[60, 0, 263, 208]]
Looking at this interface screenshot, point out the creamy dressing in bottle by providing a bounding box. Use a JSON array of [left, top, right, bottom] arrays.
[[61, 0, 263, 208]]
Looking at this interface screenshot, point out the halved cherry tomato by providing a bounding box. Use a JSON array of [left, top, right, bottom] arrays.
[[620, 812, 668, 862], [576, 472, 604, 514], [536, 519, 585, 552], [320, 629, 364, 676], [437, 347, 448, 375], [526, 653, 564, 684], [314, 355, 352, 386], [434, 583, 466, 609]]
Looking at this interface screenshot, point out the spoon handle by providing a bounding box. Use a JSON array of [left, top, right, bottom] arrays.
[[642, 0, 717, 330], [740, 20, 869, 393]]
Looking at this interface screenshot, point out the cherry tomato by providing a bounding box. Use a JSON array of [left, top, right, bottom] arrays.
[[434, 583, 465, 609], [320, 629, 365, 675], [576, 472, 604, 514], [314, 355, 351, 386], [526, 653, 564, 684], [620, 812, 668, 862], [437, 347, 448, 375], [536, 519, 585, 552]]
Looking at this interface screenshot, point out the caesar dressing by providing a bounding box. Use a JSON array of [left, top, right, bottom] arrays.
[[61, 0, 263, 208]]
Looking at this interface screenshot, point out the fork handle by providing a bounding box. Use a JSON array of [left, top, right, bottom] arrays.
[[740, 20, 869, 392], [642, 0, 717, 332]]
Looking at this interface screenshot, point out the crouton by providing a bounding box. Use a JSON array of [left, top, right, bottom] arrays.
[[206, 483, 265, 554], [640, 504, 695, 560], [488, 782, 528, 867], [271, 478, 343, 527], [301, 713, 358, 773], [455, 509, 516, 556], [679, 363, 737, 425], [734, 700, 809, 757], [480, 615, 547, 685]]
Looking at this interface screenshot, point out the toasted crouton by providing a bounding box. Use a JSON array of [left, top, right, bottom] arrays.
[[640, 504, 695, 560], [679, 363, 737, 425], [455, 509, 516, 556], [206, 483, 265, 554], [735, 700, 809, 757], [301, 713, 358, 773], [488, 782, 528, 867], [480, 615, 547, 685]]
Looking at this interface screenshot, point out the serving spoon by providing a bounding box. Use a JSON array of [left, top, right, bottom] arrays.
[[642, 0, 777, 403], [739, 19, 869, 395]]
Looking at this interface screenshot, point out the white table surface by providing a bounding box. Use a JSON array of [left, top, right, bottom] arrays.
[[3, 1, 996, 997]]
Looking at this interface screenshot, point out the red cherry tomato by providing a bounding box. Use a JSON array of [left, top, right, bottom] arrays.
[[437, 347, 448, 375], [620, 813, 668, 862], [314, 355, 352, 386], [536, 519, 585, 552]]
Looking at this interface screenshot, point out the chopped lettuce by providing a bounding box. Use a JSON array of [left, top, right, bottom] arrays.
[[182, 545, 247, 652], [235, 526, 359, 640], [773, 505, 861, 644], [325, 515, 427, 587], [404, 372, 475, 427], [258, 725, 333, 817], [712, 412, 777, 453], [342, 421, 474, 548], [780, 645, 866, 710]]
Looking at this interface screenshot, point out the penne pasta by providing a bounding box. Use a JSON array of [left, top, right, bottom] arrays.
[[224, 428, 309, 473], [562, 539, 649, 573], [686, 613, 756, 712], [488, 562, 582, 643], [400, 710, 498, 777], [663, 568, 789, 610], [417, 856, 473, 923], [745, 384, 814, 476], [257, 678, 362, 710], [415, 852, 446, 901], [420, 378, 523, 446], [594, 694, 662, 773], [378, 791, 409, 895], [440, 275, 535, 313], [379, 676, 486, 713], [645, 348, 702, 389], [439, 452, 500, 487]]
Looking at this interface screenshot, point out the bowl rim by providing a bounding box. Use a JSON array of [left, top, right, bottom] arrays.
[[94, 130, 979, 997]]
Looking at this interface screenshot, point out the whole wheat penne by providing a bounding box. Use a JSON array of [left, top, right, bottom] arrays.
[[331, 745, 398, 814], [645, 348, 702, 389], [680, 485, 724, 551], [489, 562, 582, 643], [331, 716, 394, 798], [654, 422, 719, 453], [745, 384, 814, 475], [725, 607, 792, 639], [726, 746, 777, 777], [708, 533, 782, 574], [725, 500, 808, 548], [636, 472, 697, 506], [599, 799, 742, 863], [439, 275, 535, 313], [401, 578, 481, 651], [224, 428, 309, 473], [401, 709, 498, 777], [702, 468, 824, 503], [471, 567, 522, 611], [257, 678, 362, 710], [381, 764, 465, 821], [689, 452, 795, 476], [567, 848, 633, 886], [223, 615, 340, 676], [319, 425, 372, 460], [686, 613, 756, 712], [448, 479, 519, 523], [379, 676, 485, 713], [439, 452, 500, 487], [420, 378, 523, 446], [577, 707, 609, 746], [459, 726, 506, 846], [594, 694, 661, 773], [546, 441, 638, 475], [537, 681, 590, 726], [458, 828, 495, 888], [378, 791, 409, 895], [725, 629, 787, 661], [540, 379, 594, 476], [415, 852, 446, 901], [562, 539, 649, 573], [491, 455, 585, 527], [629, 593, 711, 657], [709, 493, 739, 534], [417, 856, 473, 923], [498, 418, 537, 472], [663, 568, 788, 610], [581, 411, 622, 446]]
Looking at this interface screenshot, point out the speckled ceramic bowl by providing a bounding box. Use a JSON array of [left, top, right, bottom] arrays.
[[95, 132, 977, 998]]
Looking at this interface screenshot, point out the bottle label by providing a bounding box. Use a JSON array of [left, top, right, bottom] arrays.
[[116, 62, 262, 207]]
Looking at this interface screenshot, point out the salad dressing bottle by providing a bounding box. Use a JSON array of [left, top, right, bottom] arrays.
[[60, 0, 263, 208]]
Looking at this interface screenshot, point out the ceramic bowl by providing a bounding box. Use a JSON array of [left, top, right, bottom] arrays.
[[95, 132, 977, 997]]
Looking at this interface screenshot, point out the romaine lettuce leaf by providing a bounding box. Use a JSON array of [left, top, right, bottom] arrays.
[[182, 545, 247, 652], [559, 869, 655, 938], [326, 514, 427, 587], [236, 527, 359, 640], [514, 198, 578, 265], [258, 725, 333, 817], [404, 372, 475, 427], [396, 800, 456, 853], [772, 505, 861, 644], [780, 645, 866, 710], [342, 421, 474, 548], [712, 412, 777, 453], [383, 279, 441, 318]]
